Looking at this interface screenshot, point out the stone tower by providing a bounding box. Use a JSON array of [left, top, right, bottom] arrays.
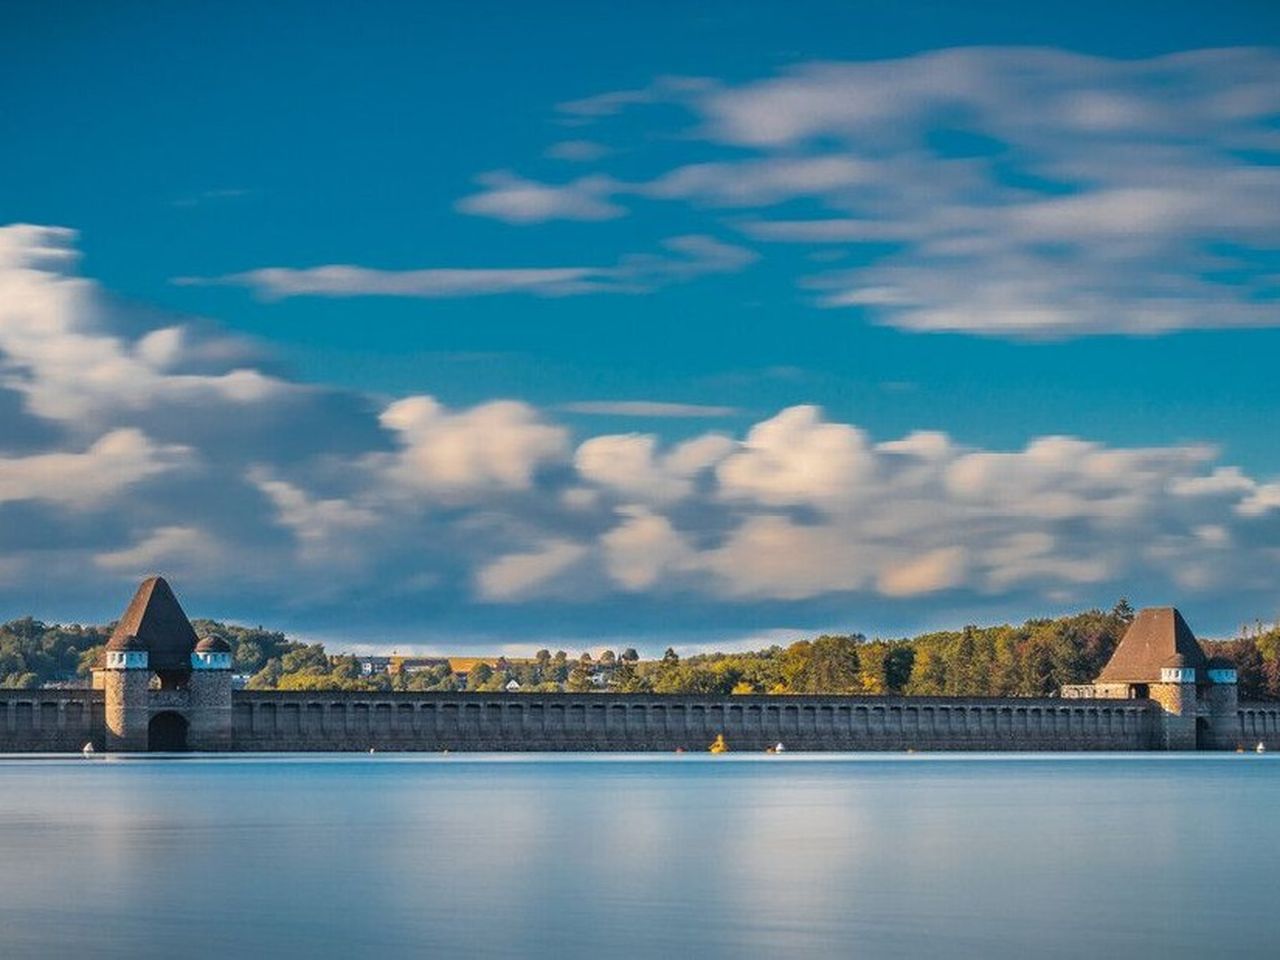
[[102, 576, 233, 752], [102, 633, 151, 752], [1089, 607, 1238, 750], [188, 634, 234, 750]]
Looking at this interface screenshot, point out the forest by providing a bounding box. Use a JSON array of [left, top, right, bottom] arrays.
[[4, 599, 1280, 700]]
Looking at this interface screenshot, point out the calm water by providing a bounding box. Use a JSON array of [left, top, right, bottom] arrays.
[[1, 753, 1277, 959]]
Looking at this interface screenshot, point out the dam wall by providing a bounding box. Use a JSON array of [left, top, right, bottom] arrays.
[[17, 688, 1280, 753], [1233, 702, 1280, 750], [0, 689, 104, 752], [228, 691, 1158, 752]]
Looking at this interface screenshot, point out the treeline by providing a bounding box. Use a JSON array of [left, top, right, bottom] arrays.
[[614, 605, 1127, 698], [6, 600, 1280, 700], [0, 618, 108, 689]]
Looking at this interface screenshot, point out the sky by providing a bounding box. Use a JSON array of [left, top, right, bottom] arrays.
[[1, 0, 1279, 653]]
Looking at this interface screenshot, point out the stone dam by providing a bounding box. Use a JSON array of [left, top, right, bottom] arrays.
[[4, 577, 1278, 753]]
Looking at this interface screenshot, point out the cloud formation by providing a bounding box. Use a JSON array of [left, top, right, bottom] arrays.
[[499, 47, 1280, 338], [456, 170, 624, 223], [560, 401, 740, 417], [5, 224, 1280, 641], [1, 225, 285, 424], [180, 235, 755, 300]]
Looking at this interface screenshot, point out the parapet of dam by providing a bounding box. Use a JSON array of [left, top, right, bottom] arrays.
[[3, 578, 1277, 753]]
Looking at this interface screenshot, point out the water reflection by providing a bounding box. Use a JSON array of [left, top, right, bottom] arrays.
[[0, 754, 1276, 959]]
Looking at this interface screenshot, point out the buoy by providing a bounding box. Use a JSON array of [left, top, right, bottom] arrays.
[[1257, 742, 1267, 754], [675, 746, 686, 754], [81, 742, 95, 758], [709, 733, 729, 754], [774, 742, 785, 753]]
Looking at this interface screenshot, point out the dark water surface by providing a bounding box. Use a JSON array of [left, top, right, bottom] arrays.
[[1, 753, 1277, 959]]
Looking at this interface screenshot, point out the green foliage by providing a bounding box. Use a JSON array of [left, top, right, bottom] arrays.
[[5, 598, 1280, 700], [466, 662, 494, 691], [0, 618, 109, 687], [904, 609, 1128, 697], [565, 662, 594, 692]]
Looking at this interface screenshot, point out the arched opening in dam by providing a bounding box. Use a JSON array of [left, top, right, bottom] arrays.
[[148, 712, 189, 752], [1196, 717, 1211, 750]]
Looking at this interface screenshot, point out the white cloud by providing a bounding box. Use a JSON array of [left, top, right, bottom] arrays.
[[0, 429, 189, 507], [575, 432, 733, 504], [876, 547, 967, 598], [1239, 483, 1280, 518], [379, 395, 569, 498], [560, 401, 740, 417], [7, 225, 1280, 634], [943, 436, 1216, 521], [0, 225, 286, 423], [95, 525, 227, 578], [456, 170, 624, 223], [567, 406, 1279, 603], [557, 75, 715, 117], [249, 469, 380, 565], [180, 264, 608, 299], [179, 235, 755, 300], [694, 515, 872, 600], [739, 218, 912, 242], [475, 539, 588, 601], [716, 405, 874, 509], [600, 507, 693, 591], [534, 48, 1280, 338], [643, 156, 877, 207]]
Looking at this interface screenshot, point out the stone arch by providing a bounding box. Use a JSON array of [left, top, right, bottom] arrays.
[[148, 711, 189, 752]]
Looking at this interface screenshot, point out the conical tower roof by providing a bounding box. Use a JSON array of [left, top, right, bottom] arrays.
[[106, 576, 199, 671], [1096, 607, 1207, 683]]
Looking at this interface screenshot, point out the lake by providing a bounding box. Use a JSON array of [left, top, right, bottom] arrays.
[[0, 753, 1277, 958]]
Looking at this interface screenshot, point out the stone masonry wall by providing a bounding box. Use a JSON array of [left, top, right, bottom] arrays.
[[0, 689, 104, 751], [1231, 703, 1280, 751], [0, 690, 1171, 753], [230, 692, 1158, 752]]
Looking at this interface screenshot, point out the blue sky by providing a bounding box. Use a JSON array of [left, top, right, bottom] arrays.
[[1, 1, 1279, 652]]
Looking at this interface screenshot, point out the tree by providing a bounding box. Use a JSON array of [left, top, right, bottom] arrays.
[[566, 663, 594, 692], [884, 645, 915, 692], [906, 647, 946, 696], [551, 650, 569, 682], [467, 662, 494, 690], [247, 658, 283, 689], [621, 648, 639, 663], [792, 635, 861, 693], [612, 658, 649, 693]]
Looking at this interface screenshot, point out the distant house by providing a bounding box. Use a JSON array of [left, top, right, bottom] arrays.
[[356, 656, 392, 676], [388, 656, 451, 676], [446, 656, 535, 683], [505, 679, 521, 691]]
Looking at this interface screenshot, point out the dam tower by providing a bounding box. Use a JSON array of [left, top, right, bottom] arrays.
[[1078, 607, 1239, 750], [99, 577, 232, 752]]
